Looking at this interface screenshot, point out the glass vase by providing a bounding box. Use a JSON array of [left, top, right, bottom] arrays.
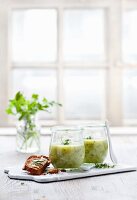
[[16, 115, 40, 153]]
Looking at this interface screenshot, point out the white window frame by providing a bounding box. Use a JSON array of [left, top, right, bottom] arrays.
[[0, 0, 136, 127]]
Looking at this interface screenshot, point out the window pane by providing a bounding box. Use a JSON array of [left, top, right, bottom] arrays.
[[123, 69, 137, 119], [12, 69, 57, 119], [12, 9, 57, 63], [64, 9, 105, 62], [122, 10, 137, 63], [64, 69, 106, 119]]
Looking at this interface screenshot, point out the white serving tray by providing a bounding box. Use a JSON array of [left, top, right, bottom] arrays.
[[4, 164, 137, 183]]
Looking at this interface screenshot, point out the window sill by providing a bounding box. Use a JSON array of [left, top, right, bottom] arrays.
[[0, 127, 137, 136]]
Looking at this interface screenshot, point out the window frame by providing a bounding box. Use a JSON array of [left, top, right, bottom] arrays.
[[0, 0, 136, 127]]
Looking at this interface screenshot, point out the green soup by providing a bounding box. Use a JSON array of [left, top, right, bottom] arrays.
[[84, 139, 108, 163], [49, 144, 85, 168]]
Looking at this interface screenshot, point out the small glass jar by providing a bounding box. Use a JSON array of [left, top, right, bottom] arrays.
[[16, 115, 40, 153], [83, 122, 108, 163], [49, 126, 85, 169]]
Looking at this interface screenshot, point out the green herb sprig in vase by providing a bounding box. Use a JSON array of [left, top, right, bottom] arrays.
[[6, 91, 62, 153]]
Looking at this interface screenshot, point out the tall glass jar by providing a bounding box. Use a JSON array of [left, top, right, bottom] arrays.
[[83, 123, 108, 163], [16, 115, 40, 153], [49, 126, 85, 169]]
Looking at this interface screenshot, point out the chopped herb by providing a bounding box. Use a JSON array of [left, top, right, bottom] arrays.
[[62, 139, 71, 145], [61, 169, 66, 172], [32, 159, 46, 166], [86, 136, 92, 139], [94, 163, 115, 169]]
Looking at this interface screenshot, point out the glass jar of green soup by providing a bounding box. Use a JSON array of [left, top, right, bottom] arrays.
[[49, 126, 85, 169], [83, 122, 109, 163]]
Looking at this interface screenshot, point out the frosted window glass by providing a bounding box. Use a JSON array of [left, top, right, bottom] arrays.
[[123, 10, 137, 63], [12, 69, 57, 119], [123, 69, 137, 119], [64, 9, 105, 62], [12, 9, 57, 63], [64, 69, 105, 119]]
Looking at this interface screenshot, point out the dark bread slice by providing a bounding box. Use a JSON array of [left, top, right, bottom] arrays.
[[23, 155, 50, 175], [47, 168, 60, 174]]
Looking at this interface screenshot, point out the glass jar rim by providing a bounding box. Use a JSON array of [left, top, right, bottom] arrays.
[[51, 125, 83, 132], [80, 121, 108, 128]]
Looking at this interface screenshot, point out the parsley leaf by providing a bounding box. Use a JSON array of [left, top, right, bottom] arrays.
[[6, 91, 62, 121], [62, 139, 71, 145], [86, 136, 92, 139]]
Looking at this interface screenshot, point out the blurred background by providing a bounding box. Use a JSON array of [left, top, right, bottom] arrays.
[[0, 0, 137, 128]]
